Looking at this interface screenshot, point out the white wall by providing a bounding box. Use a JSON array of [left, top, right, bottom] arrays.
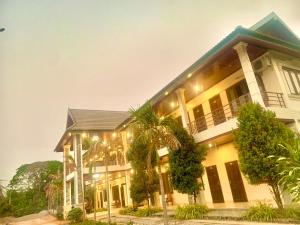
[[202, 142, 276, 208]]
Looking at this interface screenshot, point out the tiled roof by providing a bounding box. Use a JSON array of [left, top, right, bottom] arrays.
[[67, 108, 130, 131]]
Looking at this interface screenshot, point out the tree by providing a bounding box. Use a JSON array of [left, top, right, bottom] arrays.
[[233, 103, 296, 209], [127, 138, 159, 206], [277, 141, 300, 202], [168, 120, 207, 203], [129, 102, 180, 225], [8, 160, 62, 217]]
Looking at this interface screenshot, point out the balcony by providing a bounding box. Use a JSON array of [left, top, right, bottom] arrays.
[[261, 91, 286, 108], [189, 93, 252, 134]]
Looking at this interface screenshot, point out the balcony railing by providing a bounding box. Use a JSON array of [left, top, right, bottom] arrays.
[[189, 93, 251, 134], [261, 91, 286, 108]]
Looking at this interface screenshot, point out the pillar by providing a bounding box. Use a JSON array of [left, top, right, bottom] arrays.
[[73, 133, 84, 206], [63, 144, 71, 218], [124, 170, 132, 206], [233, 42, 265, 105], [176, 88, 190, 129]]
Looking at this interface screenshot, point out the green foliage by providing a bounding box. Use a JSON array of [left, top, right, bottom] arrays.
[[175, 204, 209, 220], [119, 206, 137, 215], [278, 205, 300, 220], [168, 120, 207, 200], [277, 142, 300, 202], [0, 198, 12, 217], [119, 206, 161, 217], [233, 103, 296, 208], [71, 220, 117, 225], [67, 208, 83, 223], [84, 185, 95, 213], [56, 211, 64, 220], [129, 170, 159, 206], [127, 137, 159, 206], [243, 203, 277, 222], [134, 207, 161, 217], [7, 160, 63, 217]]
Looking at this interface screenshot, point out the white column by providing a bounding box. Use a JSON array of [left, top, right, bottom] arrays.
[[124, 170, 132, 206], [73, 136, 79, 205], [234, 42, 265, 105], [176, 88, 190, 128], [63, 144, 71, 218]]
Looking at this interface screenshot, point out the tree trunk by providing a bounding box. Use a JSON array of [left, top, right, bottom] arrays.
[[193, 192, 197, 204], [270, 182, 283, 209], [157, 163, 168, 225]]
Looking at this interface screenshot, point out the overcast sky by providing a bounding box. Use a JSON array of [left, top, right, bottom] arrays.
[[0, 0, 299, 185]]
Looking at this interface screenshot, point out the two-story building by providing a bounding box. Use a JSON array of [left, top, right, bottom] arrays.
[[54, 13, 300, 216]]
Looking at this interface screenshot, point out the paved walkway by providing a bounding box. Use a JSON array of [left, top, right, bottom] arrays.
[[0, 212, 68, 225], [92, 212, 298, 225]]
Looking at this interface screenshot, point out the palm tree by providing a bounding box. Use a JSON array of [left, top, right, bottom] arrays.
[[130, 102, 180, 225]]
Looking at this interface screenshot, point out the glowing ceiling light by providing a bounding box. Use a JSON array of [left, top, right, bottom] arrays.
[[81, 132, 87, 138], [170, 102, 175, 108], [112, 132, 117, 138], [194, 84, 203, 93], [165, 91, 169, 96], [208, 143, 213, 148], [187, 73, 192, 78], [92, 135, 99, 142]]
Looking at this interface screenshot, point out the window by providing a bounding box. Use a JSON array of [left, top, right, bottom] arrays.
[[282, 66, 300, 95]]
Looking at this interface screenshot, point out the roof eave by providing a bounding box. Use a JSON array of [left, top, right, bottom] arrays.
[[146, 27, 300, 108]]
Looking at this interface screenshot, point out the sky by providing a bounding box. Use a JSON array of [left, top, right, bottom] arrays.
[[0, 0, 300, 185]]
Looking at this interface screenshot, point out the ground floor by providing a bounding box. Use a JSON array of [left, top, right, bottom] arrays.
[[64, 139, 292, 216]]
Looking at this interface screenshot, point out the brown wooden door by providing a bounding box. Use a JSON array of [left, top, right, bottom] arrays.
[[121, 184, 126, 207], [100, 192, 103, 208], [193, 104, 207, 132], [209, 95, 226, 125], [206, 165, 224, 203], [225, 161, 248, 202]]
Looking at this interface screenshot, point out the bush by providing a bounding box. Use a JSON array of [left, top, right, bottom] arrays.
[[119, 206, 137, 216], [0, 198, 12, 217], [175, 204, 208, 220], [56, 211, 64, 220], [96, 208, 107, 212], [67, 208, 83, 223], [71, 221, 117, 225], [243, 203, 277, 222], [278, 205, 300, 220], [119, 206, 161, 217], [134, 207, 161, 217]]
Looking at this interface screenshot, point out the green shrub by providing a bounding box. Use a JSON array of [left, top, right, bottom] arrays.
[[175, 204, 208, 220], [134, 207, 161, 217], [71, 221, 117, 225], [243, 203, 277, 222], [0, 198, 12, 217], [119, 206, 161, 217], [119, 206, 137, 215], [96, 208, 107, 212], [56, 211, 64, 220], [278, 205, 300, 219], [67, 208, 83, 223]]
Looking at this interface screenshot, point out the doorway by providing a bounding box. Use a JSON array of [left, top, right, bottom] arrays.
[[225, 161, 248, 202], [209, 95, 226, 126], [193, 104, 207, 132], [206, 165, 224, 203], [120, 184, 126, 207]]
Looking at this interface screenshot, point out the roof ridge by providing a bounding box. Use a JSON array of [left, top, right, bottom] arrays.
[[69, 108, 129, 113]]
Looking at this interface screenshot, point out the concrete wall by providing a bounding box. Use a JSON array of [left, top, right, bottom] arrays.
[[202, 142, 276, 208]]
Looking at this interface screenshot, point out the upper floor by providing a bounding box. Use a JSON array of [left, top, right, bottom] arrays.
[[147, 13, 300, 143]]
